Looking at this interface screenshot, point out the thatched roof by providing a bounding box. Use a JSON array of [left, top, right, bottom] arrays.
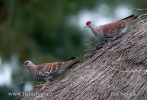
[[22, 14, 147, 100]]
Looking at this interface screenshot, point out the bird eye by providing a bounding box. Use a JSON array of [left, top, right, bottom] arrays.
[[24, 62, 29, 65]]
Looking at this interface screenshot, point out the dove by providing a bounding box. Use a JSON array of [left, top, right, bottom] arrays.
[[84, 14, 138, 49], [23, 57, 78, 90]]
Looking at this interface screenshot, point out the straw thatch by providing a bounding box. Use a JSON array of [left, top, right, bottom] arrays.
[[22, 14, 147, 100]]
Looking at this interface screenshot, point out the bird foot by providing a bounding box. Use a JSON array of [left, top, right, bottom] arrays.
[[40, 84, 47, 91], [102, 44, 110, 50]]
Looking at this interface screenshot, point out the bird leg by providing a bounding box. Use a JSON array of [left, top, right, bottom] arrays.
[[102, 31, 125, 50], [102, 42, 111, 50], [102, 45, 109, 50], [40, 76, 54, 91], [40, 83, 48, 91], [40, 80, 49, 91]]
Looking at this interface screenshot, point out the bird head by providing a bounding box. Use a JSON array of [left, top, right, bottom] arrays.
[[23, 60, 34, 68], [84, 21, 93, 29]]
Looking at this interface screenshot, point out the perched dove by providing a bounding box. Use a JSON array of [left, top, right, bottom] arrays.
[[23, 57, 78, 90], [84, 14, 138, 49]]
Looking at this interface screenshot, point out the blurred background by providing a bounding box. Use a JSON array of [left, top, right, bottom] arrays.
[[0, 0, 146, 99]]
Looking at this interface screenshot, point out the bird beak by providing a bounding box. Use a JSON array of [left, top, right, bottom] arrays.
[[84, 26, 87, 29]]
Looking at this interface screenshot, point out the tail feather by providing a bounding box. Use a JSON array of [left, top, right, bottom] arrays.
[[63, 57, 79, 69], [121, 14, 138, 20], [66, 57, 76, 61], [121, 14, 138, 25]]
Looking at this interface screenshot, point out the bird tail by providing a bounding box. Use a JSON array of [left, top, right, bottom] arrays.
[[66, 57, 76, 61], [121, 14, 138, 25], [63, 57, 79, 69]]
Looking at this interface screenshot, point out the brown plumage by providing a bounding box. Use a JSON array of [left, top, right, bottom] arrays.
[[84, 14, 138, 49], [23, 57, 78, 90]]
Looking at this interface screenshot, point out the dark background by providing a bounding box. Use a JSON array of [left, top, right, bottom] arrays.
[[0, 0, 146, 99]]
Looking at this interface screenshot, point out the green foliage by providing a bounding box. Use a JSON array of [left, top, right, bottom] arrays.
[[0, 86, 15, 100], [0, 0, 97, 62]]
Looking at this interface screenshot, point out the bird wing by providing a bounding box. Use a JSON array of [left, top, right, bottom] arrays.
[[101, 20, 125, 38], [101, 14, 138, 38], [35, 57, 77, 78], [35, 62, 64, 78]]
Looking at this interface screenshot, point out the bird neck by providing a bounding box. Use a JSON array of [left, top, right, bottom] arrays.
[[28, 65, 36, 76], [89, 24, 95, 29], [89, 25, 97, 36]]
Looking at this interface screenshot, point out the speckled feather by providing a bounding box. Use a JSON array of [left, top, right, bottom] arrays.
[[87, 14, 138, 41], [23, 57, 78, 90], [33, 57, 77, 79], [99, 14, 137, 37], [99, 20, 125, 37]]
